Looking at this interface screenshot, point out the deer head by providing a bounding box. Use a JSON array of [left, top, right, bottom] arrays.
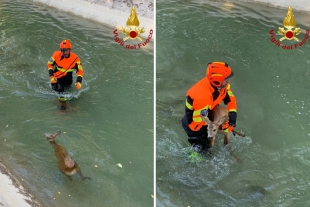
[[203, 116, 228, 139], [45, 131, 61, 142]]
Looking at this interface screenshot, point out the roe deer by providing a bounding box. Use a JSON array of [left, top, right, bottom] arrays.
[[202, 105, 230, 148], [45, 131, 90, 181]]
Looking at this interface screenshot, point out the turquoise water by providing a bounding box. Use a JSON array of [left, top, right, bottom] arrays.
[[0, 0, 154, 206], [156, 0, 310, 206]]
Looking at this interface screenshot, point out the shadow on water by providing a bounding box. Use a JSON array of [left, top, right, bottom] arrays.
[[0, 0, 153, 206], [156, 0, 310, 206]]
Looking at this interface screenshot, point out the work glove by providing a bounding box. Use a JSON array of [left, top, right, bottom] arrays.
[[223, 125, 234, 133], [200, 109, 209, 118], [50, 76, 57, 84], [228, 111, 237, 127], [75, 82, 82, 90], [200, 109, 210, 123]]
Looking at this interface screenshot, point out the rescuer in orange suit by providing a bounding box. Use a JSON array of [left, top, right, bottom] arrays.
[[47, 39, 84, 95], [181, 62, 237, 152]]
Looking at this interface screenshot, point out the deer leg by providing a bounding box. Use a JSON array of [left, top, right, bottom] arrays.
[[224, 133, 230, 145], [232, 130, 246, 137], [66, 175, 73, 181], [75, 163, 90, 180], [226, 145, 242, 163], [209, 137, 215, 148]]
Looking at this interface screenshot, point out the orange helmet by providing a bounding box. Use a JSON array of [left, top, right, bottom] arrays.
[[59, 39, 72, 50], [206, 62, 234, 87]]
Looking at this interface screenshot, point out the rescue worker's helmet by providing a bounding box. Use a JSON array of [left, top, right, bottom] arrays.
[[59, 39, 72, 50], [206, 62, 234, 87]]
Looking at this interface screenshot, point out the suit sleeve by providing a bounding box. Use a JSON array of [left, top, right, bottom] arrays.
[[75, 57, 84, 83], [47, 56, 55, 77], [223, 84, 237, 112]]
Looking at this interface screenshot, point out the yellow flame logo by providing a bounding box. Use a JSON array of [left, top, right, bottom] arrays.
[[121, 5, 145, 41], [278, 7, 301, 41]]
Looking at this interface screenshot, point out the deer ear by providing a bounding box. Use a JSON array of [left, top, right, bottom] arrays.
[[217, 116, 228, 125], [202, 117, 211, 124]]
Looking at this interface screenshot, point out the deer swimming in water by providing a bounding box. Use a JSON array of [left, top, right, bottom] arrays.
[[45, 131, 90, 181]]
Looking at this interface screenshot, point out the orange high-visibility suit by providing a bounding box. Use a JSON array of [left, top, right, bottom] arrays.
[[47, 51, 84, 92], [182, 62, 237, 150]]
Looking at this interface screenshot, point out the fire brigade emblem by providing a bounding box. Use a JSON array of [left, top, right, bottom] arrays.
[[278, 7, 301, 41], [121, 5, 145, 41]]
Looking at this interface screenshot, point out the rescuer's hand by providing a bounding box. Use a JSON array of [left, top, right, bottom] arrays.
[[223, 125, 234, 133], [50, 76, 57, 84], [75, 82, 82, 90]]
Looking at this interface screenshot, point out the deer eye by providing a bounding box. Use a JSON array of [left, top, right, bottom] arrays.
[[213, 129, 216, 132]]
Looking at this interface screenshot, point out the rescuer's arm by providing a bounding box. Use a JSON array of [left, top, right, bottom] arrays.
[[223, 84, 237, 132], [75, 58, 84, 90], [47, 56, 57, 84]]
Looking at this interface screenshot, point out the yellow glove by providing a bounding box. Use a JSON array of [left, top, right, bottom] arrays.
[[223, 126, 234, 133], [50, 76, 57, 84], [75, 82, 82, 90]]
